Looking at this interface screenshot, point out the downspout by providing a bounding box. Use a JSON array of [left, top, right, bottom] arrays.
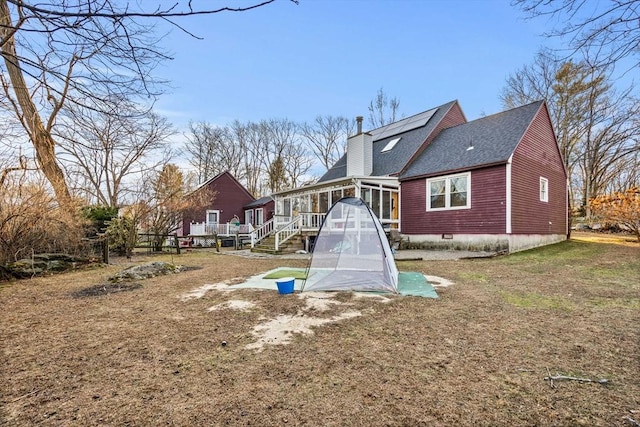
[[397, 182, 402, 233], [506, 155, 512, 234]]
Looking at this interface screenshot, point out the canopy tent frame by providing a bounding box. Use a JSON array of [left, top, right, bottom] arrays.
[[302, 197, 399, 294]]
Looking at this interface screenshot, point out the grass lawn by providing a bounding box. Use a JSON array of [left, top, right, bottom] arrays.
[[1, 232, 638, 426]]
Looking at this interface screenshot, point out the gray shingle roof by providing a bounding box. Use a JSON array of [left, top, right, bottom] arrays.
[[317, 154, 347, 182], [244, 195, 273, 208], [400, 100, 544, 180], [317, 100, 459, 183]]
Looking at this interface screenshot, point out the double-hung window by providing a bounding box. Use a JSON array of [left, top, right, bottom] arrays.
[[426, 173, 470, 211], [539, 177, 549, 202]]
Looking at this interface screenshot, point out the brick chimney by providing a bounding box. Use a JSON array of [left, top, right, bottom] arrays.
[[346, 116, 372, 176]]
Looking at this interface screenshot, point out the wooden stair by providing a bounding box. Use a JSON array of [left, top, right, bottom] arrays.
[[251, 234, 304, 255]]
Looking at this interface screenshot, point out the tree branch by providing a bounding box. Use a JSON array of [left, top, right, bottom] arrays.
[[5, 0, 297, 19]]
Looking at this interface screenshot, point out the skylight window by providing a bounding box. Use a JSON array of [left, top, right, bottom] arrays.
[[381, 137, 401, 153]]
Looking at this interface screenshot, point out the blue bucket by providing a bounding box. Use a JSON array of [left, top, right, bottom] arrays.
[[276, 277, 295, 294]]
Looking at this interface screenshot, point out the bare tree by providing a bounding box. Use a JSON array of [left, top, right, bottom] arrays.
[[0, 0, 296, 208], [368, 87, 400, 128], [184, 121, 244, 184], [514, 0, 640, 71], [145, 164, 186, 251], [185, 117, 316, 196], [240, 120, 269, 197], [56, 102, 174, 207], [262, 118, 311, 192], [300, 115, 354, 171], [502, 51, 640, 216], [0, 152, 32, 187], [502, 51, 594, 172], [0, 171, 83, 264], [184, 121, 217, 184], [282, 139, 313, 189], [604, 151, 640, 192], [576, 80, 640, 215], [502, 52, 601, 206]]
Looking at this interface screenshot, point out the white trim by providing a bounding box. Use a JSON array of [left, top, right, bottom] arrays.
[[206, 209, 220, 226], [506, 156, 512, 234], [256, 208, 264, 226], [272, 175, 398, 197], [540, 177, 549, 202], [426, 172, 471, 211]]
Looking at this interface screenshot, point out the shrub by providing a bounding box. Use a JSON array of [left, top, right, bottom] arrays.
[[0, 178, 86, 265], [105, 216, 138, 258], [82, 205, 119, 237]]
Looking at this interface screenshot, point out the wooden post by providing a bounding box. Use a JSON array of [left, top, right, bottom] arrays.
[[102, 238, 109, 264], [213, 231, 219, 252], [174, 234, 180, 255]]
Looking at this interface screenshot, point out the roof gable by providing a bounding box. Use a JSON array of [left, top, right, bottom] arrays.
[[195, 171, 255, 201], [400, 101, 544, 180], [317, 100, 459, 183]]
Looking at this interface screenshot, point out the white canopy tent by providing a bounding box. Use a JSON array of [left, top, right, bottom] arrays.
[[302, 197, 399, 293]]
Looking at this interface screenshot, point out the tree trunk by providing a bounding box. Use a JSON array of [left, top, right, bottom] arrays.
[[0, 0, 71, 207]]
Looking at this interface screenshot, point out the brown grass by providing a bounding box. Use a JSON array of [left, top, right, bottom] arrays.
[[1, 234, 639, 426]]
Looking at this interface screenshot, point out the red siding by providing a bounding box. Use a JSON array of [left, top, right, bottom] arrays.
[[401, 165, 507, 234], [437, 102, 467, 133], [511, 105, 567, 235], [182, 172, 255, 234], [244, 200, 275, 225], [398, 102, 467, 176]]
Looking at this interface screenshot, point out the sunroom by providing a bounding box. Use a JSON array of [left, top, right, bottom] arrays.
[[272, 175, 400, 231]]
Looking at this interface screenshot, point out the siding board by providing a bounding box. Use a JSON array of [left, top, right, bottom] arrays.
[[401, 165, 507, 234], [511, 106, 567, 235]]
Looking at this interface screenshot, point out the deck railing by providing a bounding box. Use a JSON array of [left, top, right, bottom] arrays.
[[248, 212, 327, 250], [250, 218, 274, 247], [190, 222, 254, 236], [299, 212, 326, 229], [274, 215, 302, 251]]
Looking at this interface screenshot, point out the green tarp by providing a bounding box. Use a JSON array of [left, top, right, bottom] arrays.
[[397, 272, 438, 298], [232, 267, 438, 299]]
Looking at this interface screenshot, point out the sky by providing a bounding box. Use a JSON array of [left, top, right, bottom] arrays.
[[153, 0, 560, 132]]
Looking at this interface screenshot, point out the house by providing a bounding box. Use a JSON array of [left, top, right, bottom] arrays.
[[272, 100, 464, 231], [182, 171, 256, 237], [269, 100, 567, 253], [399, 100, 568, 252]]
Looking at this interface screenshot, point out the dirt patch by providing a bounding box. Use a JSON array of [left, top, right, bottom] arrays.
[[1, 235, 639, 426], [425, 274, 454, 288], [181, 282, 394, 352], [208, 300, 256, 312], [245, 309, 363, 351], [241, 291, 393, 351]]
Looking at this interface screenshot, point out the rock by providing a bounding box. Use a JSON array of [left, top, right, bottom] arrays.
[[3, 254, 100, 279], [107, 261, 184, 283]]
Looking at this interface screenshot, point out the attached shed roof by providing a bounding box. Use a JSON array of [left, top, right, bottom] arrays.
[[400, 100, 543, 180], [244, 196, 273, 208], [317, 100, 459, 183]]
